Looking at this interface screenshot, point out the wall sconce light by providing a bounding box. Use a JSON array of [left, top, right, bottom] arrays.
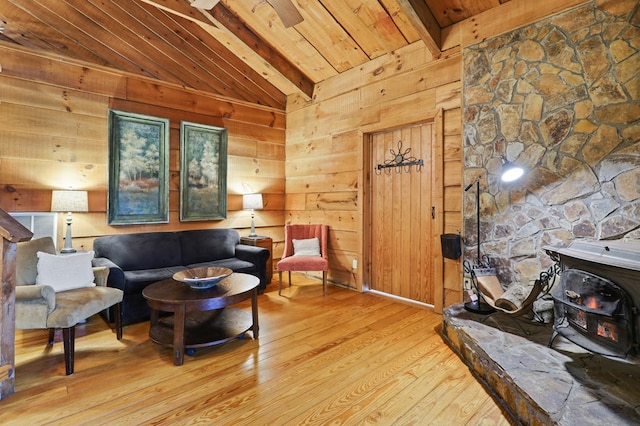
[[51, 190, 88, 253], [242, 193, 263, 238], [501, 159, 524, 183]]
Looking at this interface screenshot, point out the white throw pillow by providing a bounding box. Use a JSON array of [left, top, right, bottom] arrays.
[[292, 237, 321, 256], [36, 251, 96, 292]]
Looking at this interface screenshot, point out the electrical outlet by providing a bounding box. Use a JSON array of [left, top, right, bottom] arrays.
[[352, 259, 358, 270], [463, 277, 472, 291]]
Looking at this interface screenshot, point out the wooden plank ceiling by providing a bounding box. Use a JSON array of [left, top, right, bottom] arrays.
[[0, 0, 510, 109]]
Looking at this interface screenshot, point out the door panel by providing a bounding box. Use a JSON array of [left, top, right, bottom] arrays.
[[370, 123, 433, 304]]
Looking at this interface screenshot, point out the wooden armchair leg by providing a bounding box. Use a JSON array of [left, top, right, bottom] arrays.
[[288, 271, 292, 287], [48, 328, 56, 345], [323, 271, 327, 296], [114, 302, 123, 340], [62, 326, 76, 376], [278, 271, 283, 295]]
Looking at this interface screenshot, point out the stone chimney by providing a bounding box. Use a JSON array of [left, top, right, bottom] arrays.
[[462, 1, 640, 286]]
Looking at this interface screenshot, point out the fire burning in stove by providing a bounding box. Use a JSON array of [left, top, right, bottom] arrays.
[[573, 297, 620, 343], [598, 319, 619, 342], [585, 296, 600, 310], [545, 240, 640, 358], [552, 269, 632, 356]]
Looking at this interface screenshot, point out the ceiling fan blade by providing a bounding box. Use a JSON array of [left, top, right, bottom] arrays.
[[190, 0, 219, 10], [267, 0, 304, 28]]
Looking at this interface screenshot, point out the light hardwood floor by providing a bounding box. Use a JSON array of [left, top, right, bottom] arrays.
[[5, 275, 512, 425]]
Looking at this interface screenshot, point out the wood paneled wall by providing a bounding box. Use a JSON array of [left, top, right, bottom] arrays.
[[286, 41, 464, 310], [0, 0, 587, 307], [283, 0, 588, 309], [0, 44, 286, 253]]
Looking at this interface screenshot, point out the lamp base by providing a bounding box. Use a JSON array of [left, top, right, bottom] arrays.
[[464, 300, 495, 314], [59, 247, 77, 254]]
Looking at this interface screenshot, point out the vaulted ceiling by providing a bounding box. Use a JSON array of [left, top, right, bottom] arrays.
[[0, 0, 511, 109]]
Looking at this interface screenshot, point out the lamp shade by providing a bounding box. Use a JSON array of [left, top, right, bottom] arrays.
[[242, 193, 263, 210], [501, 161, 524, 183], [51, 190, 89, 213]]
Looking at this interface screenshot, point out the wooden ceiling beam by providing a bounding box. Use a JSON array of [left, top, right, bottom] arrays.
[[208, 3, 314, 99], [140, 0, 314, 99], [136, 1, 286, 107], [396, 0, 442, 57]]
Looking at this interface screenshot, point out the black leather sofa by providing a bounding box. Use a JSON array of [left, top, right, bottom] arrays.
[[92, 228, 270, 325]]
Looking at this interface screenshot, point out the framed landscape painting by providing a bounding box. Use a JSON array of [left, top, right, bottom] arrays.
[[107, 110, 170, 225], [180, 121, 228, 221]]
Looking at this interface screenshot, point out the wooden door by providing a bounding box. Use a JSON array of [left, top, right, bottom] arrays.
[[369, 124, 434, 305]]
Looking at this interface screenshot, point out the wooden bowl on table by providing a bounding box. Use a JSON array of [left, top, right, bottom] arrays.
[[173, 267, 232, 290]]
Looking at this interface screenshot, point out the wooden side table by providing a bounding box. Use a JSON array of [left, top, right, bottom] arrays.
[[241, 236, 273, 283]]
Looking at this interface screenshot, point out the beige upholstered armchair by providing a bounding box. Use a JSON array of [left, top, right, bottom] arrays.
[[15, 237, 123, 375]]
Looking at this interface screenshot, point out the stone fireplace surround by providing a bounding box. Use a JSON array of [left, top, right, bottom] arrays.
[[462, 0, 640, 287], [456, 3, 640, 420], [441, 305, 640, 425]]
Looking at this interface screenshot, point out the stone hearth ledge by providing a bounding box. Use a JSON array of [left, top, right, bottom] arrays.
[[441, 303, 640, 425]]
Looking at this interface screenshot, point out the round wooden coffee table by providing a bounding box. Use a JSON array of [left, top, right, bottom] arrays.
[[142, 272, 259, 366]]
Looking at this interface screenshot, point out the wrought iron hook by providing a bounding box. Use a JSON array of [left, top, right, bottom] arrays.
[[375, 140, 423, 174]]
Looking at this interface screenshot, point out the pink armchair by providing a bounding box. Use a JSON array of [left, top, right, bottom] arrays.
[[277, 224, 329, 295]]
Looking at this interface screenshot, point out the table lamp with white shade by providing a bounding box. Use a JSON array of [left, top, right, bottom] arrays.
[[51, 190, 88, 253], [242, 193, 263, 238]]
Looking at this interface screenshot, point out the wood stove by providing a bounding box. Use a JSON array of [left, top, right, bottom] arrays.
[[545, 240, 640, 358]]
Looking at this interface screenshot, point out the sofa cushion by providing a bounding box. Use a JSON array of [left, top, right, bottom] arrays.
[[123, 266, 188, 294], [94, 232, 182, 270], [292, 237, 321, 256], [36, 251, 96, 292], [277, 255, 328, 272], [179, 229, 239, 265], [187, 258, 255, 274], [47, 286, 123, 328]]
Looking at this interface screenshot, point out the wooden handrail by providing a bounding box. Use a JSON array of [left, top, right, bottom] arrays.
[[0, 209, 33, 399], [0, 210, 33, 243]]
